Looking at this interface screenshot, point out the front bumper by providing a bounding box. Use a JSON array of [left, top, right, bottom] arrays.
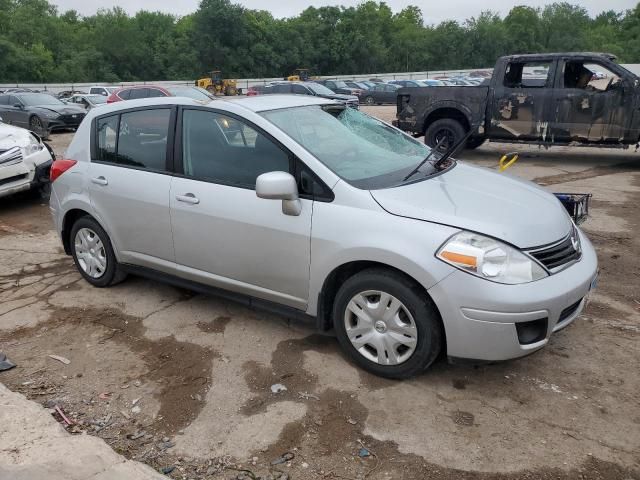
[[428, 229, 598, 362], [0, 148, 52, 198], [46, 114, 85, 131]]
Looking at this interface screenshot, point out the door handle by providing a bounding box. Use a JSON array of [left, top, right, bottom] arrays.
[[91, 176, 108, 186], [176, 193, 200, 205]]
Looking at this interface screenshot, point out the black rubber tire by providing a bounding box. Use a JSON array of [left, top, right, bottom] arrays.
[[69, 216, 127, 288], [465, 137, 485, 149], [29, 115, 44, 136], [364, 96, 374, 105], [424, 118, 467, 156], [333, 268, 443, 379]]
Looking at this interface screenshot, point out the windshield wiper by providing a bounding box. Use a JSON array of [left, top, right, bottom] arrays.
[[402, 126, 479, 182], [432, 127, 477, 171], [402, 136, 447, 181]]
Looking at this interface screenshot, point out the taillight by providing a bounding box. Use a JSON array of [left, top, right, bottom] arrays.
[[50, 159, 77, 182]]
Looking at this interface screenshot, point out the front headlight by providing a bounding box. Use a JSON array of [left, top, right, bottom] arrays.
[[436, 231, 548, 284], [23, 133, 44, 156], [42, 111, 59, 118]]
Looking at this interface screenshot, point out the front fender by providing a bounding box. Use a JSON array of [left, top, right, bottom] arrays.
[[306, 194, 458, 317], [421, 100, 476, 128]]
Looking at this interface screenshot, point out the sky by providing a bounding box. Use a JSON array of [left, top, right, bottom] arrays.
[[51, 0, 638, 22]]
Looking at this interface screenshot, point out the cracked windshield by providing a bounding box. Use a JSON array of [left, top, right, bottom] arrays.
[[263, 106, 433, 188]]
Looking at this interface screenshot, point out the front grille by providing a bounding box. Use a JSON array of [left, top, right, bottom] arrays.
[[0, 147, 23, 166], [59, 113, 84, 124], [527, 229, 581, 271], [559, 298, 583, 323]]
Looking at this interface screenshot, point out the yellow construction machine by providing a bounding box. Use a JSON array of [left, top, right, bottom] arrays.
[[285, 68, 312, 82], [196, 70, 238, 96]]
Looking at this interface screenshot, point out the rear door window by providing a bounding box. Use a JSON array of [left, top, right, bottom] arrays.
[[274, 84, 292, 94], [148, 88, 166, 98], [503, 62, 551, 88], [292, 84, 309, 95], [94, 109, 171, 172], [129, 88, 149, 100], [119, 90, 131, 100], [0, 96, 8, 105]]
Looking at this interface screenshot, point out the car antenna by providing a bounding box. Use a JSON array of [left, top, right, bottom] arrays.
[[432, 125, 479, 171], [402, 136, 447, 181]]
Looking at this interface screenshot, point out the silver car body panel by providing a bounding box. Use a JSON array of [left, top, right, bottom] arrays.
[[370, 162, 572, 249], [51, 95, 599, 364], [170, 177, 312, 309]]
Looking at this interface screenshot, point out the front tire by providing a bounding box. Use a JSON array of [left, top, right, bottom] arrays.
[[364, 96, 374, 105], [333, 268, 443, 379], [29, 116, 45, 136], [424, 118, 466, 155], [70, 216, 126, 288]]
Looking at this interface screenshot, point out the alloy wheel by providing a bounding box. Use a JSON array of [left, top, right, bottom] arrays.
[[74, 228, 107, 279], [343, 290, 418, 365]]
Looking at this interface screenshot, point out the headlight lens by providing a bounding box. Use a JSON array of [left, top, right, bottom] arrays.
[[436, 231, 548, 284], [23, 134, 44, 156]]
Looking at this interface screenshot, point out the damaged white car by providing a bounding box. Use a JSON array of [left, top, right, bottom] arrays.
[[0, 115, 53, 199]]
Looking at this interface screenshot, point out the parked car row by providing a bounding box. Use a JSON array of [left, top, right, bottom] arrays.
[[244, 74, 490, 106]]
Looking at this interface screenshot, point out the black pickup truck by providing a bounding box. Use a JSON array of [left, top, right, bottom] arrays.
[[394, 53, 640, 151]]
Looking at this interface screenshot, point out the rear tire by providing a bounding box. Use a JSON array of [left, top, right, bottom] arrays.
[[424, 118, 466, 156], [364, 96, 374, 105], [70, 216, 127, 288], [333, 268, 443, 379]]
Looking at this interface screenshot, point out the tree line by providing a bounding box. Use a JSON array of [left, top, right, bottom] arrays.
[[1, 0, 640, 84]]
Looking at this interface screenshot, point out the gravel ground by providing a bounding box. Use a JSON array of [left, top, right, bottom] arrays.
[[1, 107, 639, 480]]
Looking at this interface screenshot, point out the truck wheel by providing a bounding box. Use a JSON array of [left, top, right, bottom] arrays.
[[465, 137, 485, 150], [424, 118, 466, 155]]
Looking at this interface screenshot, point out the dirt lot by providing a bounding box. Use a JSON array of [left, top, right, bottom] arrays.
[[1, 108, 639, 480]]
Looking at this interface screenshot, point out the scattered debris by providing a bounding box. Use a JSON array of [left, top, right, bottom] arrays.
[[270, 383, 287, 394], [160, 466, 175, 475], [127, 430, 146, 440], [358, 447, 371, 458], [53, 405, 74, 425], [98, 392, 112, 400], [133, 380, 142, 387], [298, 391, 320, 401], [0, 353, 16, 372], [131, 405, 141, 414], [132, 397, 141, 405], [47, 354, 71, 365], [270, 452, 294, 465], [347, 418, 358, 425]]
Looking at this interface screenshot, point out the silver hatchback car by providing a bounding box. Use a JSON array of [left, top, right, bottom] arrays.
[[50, 96, 598, 378]]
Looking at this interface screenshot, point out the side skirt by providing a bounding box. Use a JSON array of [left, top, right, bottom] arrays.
[[120, 263, 328, 333]]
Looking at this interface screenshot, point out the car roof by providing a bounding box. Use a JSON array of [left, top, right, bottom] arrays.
[[83, 95, 334, 118], [227, 95, 334, 112]]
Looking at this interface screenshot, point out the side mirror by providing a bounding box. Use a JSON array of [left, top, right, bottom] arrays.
[[256, 171, 301, 216], [13, 103, 22, 109]]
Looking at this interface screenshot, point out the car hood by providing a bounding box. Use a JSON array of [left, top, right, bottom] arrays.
[[32, 105, 85, 115], [370, 162, 572, 249], [0, 122, 32, 149]]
